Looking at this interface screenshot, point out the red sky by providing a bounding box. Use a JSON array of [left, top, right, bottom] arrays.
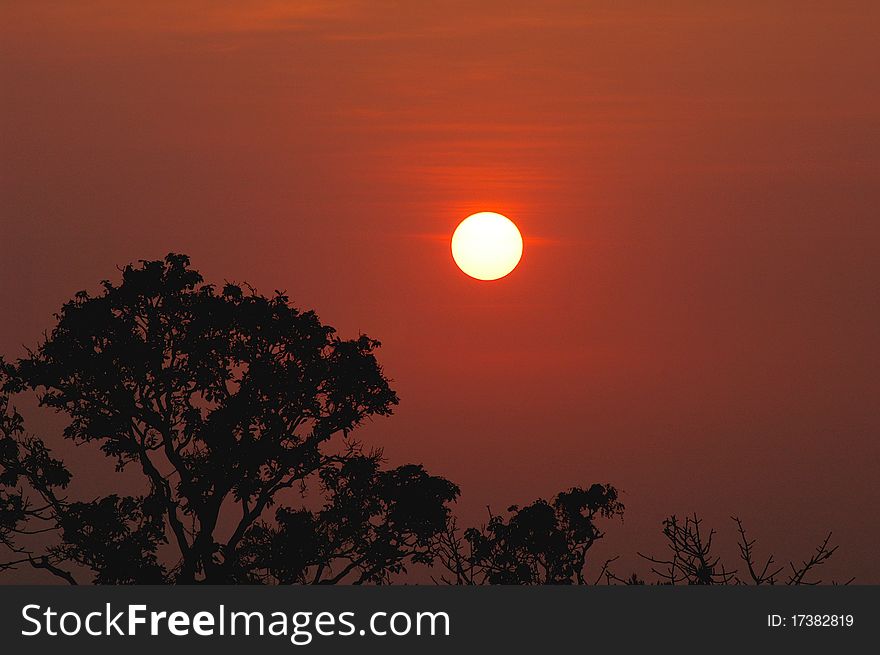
[[2, 1, 879, 581]]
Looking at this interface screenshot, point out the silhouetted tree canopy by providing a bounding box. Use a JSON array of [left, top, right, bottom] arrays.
[[435, 485, 624, 584], [0, 254, 458, 583]]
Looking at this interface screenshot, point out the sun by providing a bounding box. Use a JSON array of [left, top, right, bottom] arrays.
[[451, 212, 523, 281]]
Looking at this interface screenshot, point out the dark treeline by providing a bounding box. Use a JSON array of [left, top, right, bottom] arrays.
[[0, 255, 845, 585]]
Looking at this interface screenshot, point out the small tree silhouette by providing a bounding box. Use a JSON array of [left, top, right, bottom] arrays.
[[598, 513, 849, 585], [0, 254, 458, 583], [434, 485, 623, 584]]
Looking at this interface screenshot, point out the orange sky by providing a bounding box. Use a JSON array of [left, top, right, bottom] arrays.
[[2, 1, 879, 581]]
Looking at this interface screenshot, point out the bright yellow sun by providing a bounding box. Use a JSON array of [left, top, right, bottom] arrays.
[[451, 212, 523, 281]]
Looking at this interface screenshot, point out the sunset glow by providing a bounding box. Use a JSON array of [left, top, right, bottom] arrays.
[[1, 1, 878, 589]]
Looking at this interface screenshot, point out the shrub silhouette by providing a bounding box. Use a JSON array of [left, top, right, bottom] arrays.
[[435, 485, 623, 584], [0, 254, 458, 583], [622, 514, 848, 585]]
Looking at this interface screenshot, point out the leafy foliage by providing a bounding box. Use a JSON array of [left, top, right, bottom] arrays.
[[0, 254, 458, 583], [235, 458, 458, 584], [435, 485, 624, 584]]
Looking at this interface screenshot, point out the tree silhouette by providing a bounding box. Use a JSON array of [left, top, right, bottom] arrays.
[[599, 513, 849, 585], [0, 254, 847, 585], [0, 254, 458, 583], [434, 485, 623, 584]]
